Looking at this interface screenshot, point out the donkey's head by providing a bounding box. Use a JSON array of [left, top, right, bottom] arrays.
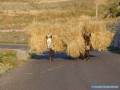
[[83, 33, 91, 45]]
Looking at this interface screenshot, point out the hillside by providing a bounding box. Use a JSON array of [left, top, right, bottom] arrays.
[[0, 0, 105, 30], [0, 0, 119, 44]]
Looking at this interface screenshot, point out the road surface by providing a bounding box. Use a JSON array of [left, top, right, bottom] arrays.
[[0, 43, 28, 50], [0, 51, 120, 90]]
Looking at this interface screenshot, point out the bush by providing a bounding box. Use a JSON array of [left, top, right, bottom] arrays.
[[0, 49, 17, 66], [105, 2, 120, 18], [28, 51, 38, 58]]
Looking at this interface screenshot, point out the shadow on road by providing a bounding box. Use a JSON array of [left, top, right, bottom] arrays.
[[31, 53, 73, 61], [110, 50, 120, 55], [31, 52, 96, 61], [108, 47, 120, 55]]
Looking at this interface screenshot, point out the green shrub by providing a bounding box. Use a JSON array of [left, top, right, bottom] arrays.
[[105, 2, 120, 18], [0, 49, 17, 66], [28, 51, 37, 58]]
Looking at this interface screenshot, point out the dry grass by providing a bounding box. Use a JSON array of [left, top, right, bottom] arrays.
[[28, 23, 67, 53], [66, 38, 85, 58], [91, 31, 114, 51], [83, 21, 106, 35], [0, 32, 29, 44], [0, 0, 97, 29], [52, 35, 66, 52]]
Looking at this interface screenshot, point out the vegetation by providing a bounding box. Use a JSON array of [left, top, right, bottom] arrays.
[[0, 49, 29, 75], [0, 0, 101, 29], [0, 0, 119, 45], [0, 49, 17, 75], [0, 32, 29, 44], [0, 49, 16, 65], [28, 51, 38, 58], [104, 1, 120, 18]]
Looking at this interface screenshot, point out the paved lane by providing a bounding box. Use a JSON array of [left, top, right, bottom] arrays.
[[0, 44, 28, 50], [0, 51, 120, 90]]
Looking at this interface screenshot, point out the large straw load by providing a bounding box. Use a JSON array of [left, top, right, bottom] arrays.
[[28, 23, 67, 53], [83, 21, 114, 51], [28, 16, 114, 58]]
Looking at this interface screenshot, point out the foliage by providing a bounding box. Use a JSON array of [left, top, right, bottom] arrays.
[[28, 51, 38, 58], [105, 2, 120, 18], [0, 49, 17, 66]]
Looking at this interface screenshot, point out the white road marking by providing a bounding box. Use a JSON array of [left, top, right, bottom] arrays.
[[47, 65, 63, 71]]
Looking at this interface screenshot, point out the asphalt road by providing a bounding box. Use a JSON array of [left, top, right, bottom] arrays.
[[0, 51, 120, 90], [0, 43, 28, 50]]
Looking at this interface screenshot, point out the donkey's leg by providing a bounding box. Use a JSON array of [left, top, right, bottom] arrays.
[[86, 50, 90, 61], [88, 50, 90, 60], [82, 51, 87, 60], [49, 54, 53, 61], [86, 51, 89, 61], [51, 54, 54, 61], [49, 55, 51, 61], [81, 55, 84, 60]]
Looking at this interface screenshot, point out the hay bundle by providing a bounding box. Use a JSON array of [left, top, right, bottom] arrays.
[[90, 31, 114, 51], [52, 35, 66, 52], [63, 30, 85, 58], [29, 32, 66, 53], [76, 37, 86, 55], [67, 41, 80, 58], [82, 20, 114, 51], [28, 23, 67, 53], [27, 16, 114, 58], [66, 38, 85, 58], [83, 21, 106, 35], [29, 35, 47, 53]]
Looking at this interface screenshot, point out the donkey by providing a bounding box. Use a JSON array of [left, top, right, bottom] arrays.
[[49, 49, 55, 61], [46, 35, 55, 61], [83, 33, 91, 61]]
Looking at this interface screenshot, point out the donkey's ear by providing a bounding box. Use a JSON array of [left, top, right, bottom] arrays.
[[83, 33, 86, 37], [89, 33, 91, 37]]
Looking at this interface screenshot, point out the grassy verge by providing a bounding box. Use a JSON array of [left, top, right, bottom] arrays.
[[0, 49, 17, 75], [0, 49, 28, 75]]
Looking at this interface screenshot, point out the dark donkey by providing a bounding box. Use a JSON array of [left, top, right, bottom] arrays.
[[83, 33, 91, 61]]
